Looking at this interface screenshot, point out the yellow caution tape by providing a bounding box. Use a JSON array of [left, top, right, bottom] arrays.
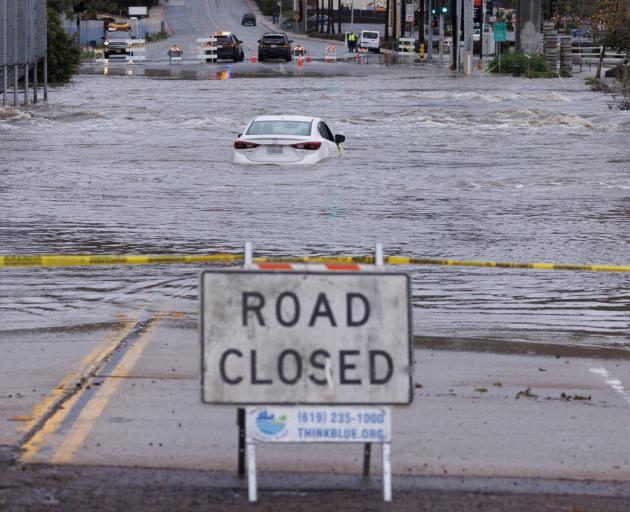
[[1, 253, 630, 273], [0, 253, 242, 268]]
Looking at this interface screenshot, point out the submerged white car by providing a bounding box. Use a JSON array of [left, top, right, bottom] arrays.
[[232, 115, 345, 165]]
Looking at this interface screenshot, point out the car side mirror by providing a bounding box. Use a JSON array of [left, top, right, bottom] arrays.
[[257, 39, 261, 43], [335, 134, 345, 144], [238, 133, 242, 138]]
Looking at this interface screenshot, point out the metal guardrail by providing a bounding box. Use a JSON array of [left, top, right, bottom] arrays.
[[1, 253, 630, 273], [571, 45, 627, 67], [0, 0, 47, 106]]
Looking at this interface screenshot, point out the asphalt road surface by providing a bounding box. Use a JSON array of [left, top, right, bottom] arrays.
[[144, 0, 348, 63]]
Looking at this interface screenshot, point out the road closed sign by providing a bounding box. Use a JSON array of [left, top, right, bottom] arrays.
[[200, 270, 412, 405]]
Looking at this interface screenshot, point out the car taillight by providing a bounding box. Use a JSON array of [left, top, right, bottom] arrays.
[[291, 141, 321, 150], [234, 140, 260, 150]]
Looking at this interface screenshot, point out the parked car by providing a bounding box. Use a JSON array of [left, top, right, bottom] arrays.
[[210, 32, 244, 62], [358, 30, 380, 53], [242, 13, 256, 26], [307, 14, 328, 24], [572, 27, 590, 38], [232, 115, 345, 165], [257, 33, 292, 61]]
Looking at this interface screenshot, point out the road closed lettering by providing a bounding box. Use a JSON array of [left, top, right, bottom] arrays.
[[201, 270, 412, 405]]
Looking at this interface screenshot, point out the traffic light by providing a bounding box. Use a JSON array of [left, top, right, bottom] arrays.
[[431, 16, 438, 28], [441, 6, 448, 13], [431, 7, 436, 15]]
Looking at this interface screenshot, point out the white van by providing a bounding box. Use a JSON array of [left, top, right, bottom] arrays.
[[358, 30, 380, 53]]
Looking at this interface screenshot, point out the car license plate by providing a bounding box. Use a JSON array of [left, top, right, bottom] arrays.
[[216, 45, 223, 48], [267, 146, 283, 155], [270, 44, 277, 48]]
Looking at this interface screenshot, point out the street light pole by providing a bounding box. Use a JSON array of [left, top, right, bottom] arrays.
[[351, 0, 354, 26]]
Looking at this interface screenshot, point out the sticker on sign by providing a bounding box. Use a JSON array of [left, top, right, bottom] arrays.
[[200, 270, 413, 405], [246, 406, 392, 443]]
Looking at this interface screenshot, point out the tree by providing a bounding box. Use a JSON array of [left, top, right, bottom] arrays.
[[46, 5, 80, 84], [596, 0, 630, 51], [594, 0, 630, 77]]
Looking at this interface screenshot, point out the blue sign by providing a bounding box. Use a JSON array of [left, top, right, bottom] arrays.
[[494, 22, 507, 42]]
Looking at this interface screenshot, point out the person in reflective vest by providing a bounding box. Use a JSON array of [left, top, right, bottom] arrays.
[[347, 32, 357, 53]]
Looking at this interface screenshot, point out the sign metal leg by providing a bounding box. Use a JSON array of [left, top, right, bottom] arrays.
[[237, 408, 245, 476], [382, 442, 392, 502], [362, 442, 371, 477], [247, 442, 257, 502]]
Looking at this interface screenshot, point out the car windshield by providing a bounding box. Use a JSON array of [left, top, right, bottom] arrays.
[[247, 121, 311, 136], [262, 35, 287, 44], [216, 36, 233, 44], [107, 31, 129, 40], [362, 32, 378, 39]]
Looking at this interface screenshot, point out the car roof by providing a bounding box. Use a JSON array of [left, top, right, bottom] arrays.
[[262, 33, 288, 37], [250, 115, 318, 123]]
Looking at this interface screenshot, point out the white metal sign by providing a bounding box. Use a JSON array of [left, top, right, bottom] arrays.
[[128, 6, 148, 16], [246, 406, 391, 443], [200, 270, 412, 405]]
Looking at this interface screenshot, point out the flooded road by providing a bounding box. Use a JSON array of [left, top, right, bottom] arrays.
[[1, 64, 630, 348]]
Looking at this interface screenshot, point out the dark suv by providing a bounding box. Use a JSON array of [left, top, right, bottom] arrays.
[[211, 32, 245, 62], [257, 33, 292, 62], [241, 13, 256, 26]]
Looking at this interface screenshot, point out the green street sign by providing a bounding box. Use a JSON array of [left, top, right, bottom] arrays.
[[494, 22, 507, 42]]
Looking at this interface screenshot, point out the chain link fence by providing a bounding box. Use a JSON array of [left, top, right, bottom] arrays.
[[1, 0, 47, 106]]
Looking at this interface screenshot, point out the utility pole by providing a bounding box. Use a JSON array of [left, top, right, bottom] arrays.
[[449, 0, 457, 69], [385, 0, 390, 40]]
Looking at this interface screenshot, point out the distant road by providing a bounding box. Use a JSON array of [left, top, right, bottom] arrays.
[[145, 0, 344, 63]]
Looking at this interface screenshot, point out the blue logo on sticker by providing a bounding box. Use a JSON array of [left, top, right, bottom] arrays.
[[255, 410, 287, 437]]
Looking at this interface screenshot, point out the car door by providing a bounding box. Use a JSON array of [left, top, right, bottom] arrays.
[[317, 122, 338, 157]]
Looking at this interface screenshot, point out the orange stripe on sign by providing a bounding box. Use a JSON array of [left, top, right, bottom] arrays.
[[325, 263, 360, 271], [257, 263, 293, 270]]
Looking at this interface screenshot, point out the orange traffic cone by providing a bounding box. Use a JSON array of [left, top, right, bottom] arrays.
[[306, 54, 311, 63], [297, 55, 303, 67], [251, 54, 257, 63]]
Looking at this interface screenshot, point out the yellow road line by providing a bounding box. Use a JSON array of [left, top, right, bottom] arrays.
[[46, 312, 165, 464], [20, 313, 162, 463], [18, 315, 142, 440]]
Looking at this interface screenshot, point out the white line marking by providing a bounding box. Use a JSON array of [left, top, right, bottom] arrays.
[[590, 367, 630, 405]]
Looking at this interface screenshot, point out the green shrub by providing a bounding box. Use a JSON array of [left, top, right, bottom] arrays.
[[307, 32, 345, 42], [585, 77, 611, 92], [488, 52, 549, 74], [146, 30, 169, 42]]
